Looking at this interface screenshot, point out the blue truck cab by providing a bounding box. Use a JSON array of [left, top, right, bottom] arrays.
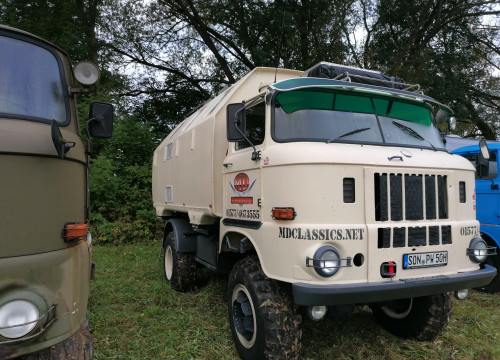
[[452, 142, 500, 292]]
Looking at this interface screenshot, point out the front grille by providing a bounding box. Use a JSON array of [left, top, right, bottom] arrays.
[[375, 173, 448, 221], [377, 225, 452, 248]]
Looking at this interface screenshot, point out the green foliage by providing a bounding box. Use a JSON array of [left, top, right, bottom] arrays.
[[0, 0, 100, 63], [89, 114, 162, 244]]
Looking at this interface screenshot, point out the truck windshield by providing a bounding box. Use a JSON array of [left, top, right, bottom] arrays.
[[273, 88, 445, 149], [0, 35, 67, 124]]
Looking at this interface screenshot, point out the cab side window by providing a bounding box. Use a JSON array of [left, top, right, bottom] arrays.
[[236, 101, 265, 150]]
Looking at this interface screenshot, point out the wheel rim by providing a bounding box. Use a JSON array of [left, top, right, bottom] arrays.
[[231, 284, 257, 349], [381, 298, 413, 319], [164, 245, 173, 280]]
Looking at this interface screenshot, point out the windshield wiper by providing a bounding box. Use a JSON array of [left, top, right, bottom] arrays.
[[392, 121, 437, 151], [327, 127, 371, 143]]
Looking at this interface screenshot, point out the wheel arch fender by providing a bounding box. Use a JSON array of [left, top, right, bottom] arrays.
[[480, 230, 500, 249], [220, 230, 257, 255], [163, 217, 196, 252]]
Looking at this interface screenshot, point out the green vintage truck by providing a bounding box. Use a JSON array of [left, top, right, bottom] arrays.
[[0, 25, 113, 359]]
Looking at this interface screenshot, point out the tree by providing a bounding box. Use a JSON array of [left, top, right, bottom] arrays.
[[363, 0, 500, 138], [0, 0, 102, 63]]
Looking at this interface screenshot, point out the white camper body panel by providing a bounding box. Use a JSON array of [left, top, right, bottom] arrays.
[[152, 67, 301, 224]]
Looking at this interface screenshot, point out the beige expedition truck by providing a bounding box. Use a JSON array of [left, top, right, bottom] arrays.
[[0, 25, 113, 359], [152, 62, 496, 360]]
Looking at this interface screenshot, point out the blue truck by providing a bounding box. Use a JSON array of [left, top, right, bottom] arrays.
[[452, 140, 500, 293]]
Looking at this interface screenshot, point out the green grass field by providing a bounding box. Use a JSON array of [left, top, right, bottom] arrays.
[[88, 242, 500, 360]]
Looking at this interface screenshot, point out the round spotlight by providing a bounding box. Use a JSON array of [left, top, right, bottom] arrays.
[[468, 238, 488, 263], [0, 300, 39, 339], [313, 246, 341, 277], [455, 289, 469, 300], [74, 61, 100, 86], [307, 305, 328, 321]]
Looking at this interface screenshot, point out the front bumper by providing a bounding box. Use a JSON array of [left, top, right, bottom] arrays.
[[0, 241, 91, 359], [292, 264, 497, 305]]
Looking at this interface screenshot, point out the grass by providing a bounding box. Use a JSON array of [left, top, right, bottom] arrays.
[[88, 241, 500, 360]]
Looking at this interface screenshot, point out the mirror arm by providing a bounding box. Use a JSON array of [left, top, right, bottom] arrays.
[[233, 95, 264, 161], [233, 107, 261, 161], [85, 116, 101, 154]]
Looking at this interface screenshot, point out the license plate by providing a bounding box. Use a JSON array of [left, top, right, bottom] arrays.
[[403, 251, 448, 269]]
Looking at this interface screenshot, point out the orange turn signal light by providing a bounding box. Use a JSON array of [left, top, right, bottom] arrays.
[[62, 222, 88, 242], [271, 207, 296, 220]]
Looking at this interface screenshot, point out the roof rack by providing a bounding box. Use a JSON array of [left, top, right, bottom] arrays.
[[302, 62, 423, 94], [333, 71, 422, 93]]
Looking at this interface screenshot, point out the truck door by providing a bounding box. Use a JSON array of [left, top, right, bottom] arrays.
[[223, 101, 265, 226], [475, 150, 500, 225]]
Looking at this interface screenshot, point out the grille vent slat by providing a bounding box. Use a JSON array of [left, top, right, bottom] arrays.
[[343, 178, 355, 203], [405, 175, 423, 220], [425, 175, 437, 219], [390, 174, 403, 221], [438, 176, 448, 219], [459, 181, 466, 203]]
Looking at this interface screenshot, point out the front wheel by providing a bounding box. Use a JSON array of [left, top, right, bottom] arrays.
[[161, 232, 197, 292], [370, 293, 453, 341], [227, 256, 302, 360], [19, 318, 92, 359]]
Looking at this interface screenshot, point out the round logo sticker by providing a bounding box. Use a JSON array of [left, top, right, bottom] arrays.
[[234, 173, 250, 192]]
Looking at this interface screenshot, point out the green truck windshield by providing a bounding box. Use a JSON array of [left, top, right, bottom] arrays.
[[0, 35, 67, 123], [273, 88, 444, 149]]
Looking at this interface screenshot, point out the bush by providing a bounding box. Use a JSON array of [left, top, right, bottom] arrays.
[[88, 113, 165, 245]]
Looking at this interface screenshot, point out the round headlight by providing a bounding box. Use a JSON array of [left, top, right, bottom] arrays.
[[468, 238, 488, 263], [74, 61, 100, 86], [313, 246, 341, 277], [0, 300, 39, 339]]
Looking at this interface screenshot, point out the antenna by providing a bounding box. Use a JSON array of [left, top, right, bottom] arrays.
[[274, 10, 286, 83]]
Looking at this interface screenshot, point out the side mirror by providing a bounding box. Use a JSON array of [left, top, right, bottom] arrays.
[[226, 103, 246, 142], [448, 117, 456, 131], [479, 139, 490, 160], [477, 139, 490, 178], [436, 109, 448, 124], [436, 109, 456, 131], [87, 102, 114, 139]]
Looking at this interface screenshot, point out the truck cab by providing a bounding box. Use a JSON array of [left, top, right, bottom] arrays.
[[0, 25, 112, 359], [452, 142, 500, 292]]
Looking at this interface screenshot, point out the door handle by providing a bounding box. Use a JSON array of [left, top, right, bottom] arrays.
[[388, 155, 403, 161]]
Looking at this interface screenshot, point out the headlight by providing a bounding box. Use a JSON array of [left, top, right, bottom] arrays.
[[0, 300, 39, 339], [467, 238, 488, 263], [313, 246, 341, 277]]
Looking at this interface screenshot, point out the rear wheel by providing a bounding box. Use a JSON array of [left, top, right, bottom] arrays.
[[162, 232, 197, 292], [227, 256, 302, 360], [371, 293, 453, 341]]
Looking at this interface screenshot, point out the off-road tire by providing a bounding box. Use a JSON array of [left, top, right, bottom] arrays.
[[227, 256, 302, 360], [18, 318, 92, 360], [162, 231, 197, 292], [371, 293, 453, 341], [475, 248, 500, 293]]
